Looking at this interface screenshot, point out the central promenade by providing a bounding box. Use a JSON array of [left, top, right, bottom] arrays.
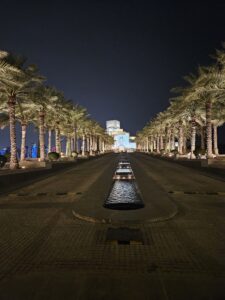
[[0, 153, 225, 299]]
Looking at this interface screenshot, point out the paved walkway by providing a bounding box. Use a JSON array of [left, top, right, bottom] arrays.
[[72, 154, 177, 224], [0, 153, 225, 299]]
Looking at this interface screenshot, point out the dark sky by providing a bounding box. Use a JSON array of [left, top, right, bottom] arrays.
[[1, 0, 225, 136]]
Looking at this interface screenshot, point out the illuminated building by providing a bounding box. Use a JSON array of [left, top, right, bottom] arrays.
[[106, 120, 136, 151]]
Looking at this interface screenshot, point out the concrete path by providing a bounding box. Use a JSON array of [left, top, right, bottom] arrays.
[[0, 153, 225, 299], [71, 153, 178, 224]]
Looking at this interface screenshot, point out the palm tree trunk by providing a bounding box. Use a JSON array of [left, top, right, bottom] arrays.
[[72, 136, 74, 152], [213, 124, 219, 156], [91, 136, 93, 152], [170, 128, 175, 151], [74, 128, 77, 152], [99, 136, 101, 152], [153, 137, 156, 151], [97, 136, 100, 152], [82, 134, 85, 156], [20, 123, 27, 161], [150, 136, 153, 152], [55, 128, 60, 154], [95, 135, 100, 152], [183, 135, 187, 154], [89, 135, 93, 155], [71, 138, 75, 152], [39, 111, 45, 162], [146, 137, 149, 152], [8, 96, 19, 169], [190, 116, 196, 159], [48, 129, 52, 153], [99, 137, 102, 152], [66, 137, 69, 156], [200, 126, 205, 150], [160, 135, 163, 150], [94, 137, 97, 152], [206, 100, 213, 158], [71, 138, 73, 154], [59, 134, 62, 153], [86, 136, 90, 152], [76, 138, 80, 153], [166, 129, 171, 152], [66, 136, 71, 157], [156, 136, 160, 153], [178, 121, 183, 155]]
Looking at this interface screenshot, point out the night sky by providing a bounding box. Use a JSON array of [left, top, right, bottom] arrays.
[[1, 0, 225, 141]]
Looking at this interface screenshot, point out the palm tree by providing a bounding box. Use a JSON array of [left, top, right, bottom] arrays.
[[211, 102, 225, 155], [69, 105, 89, 153], [0, 52, 30, 169], [0, 52, 45, 168], [30, 86, 66, 161], [16, 103, 36, 161], [0, 50, 113, 167], [194, 65, 225, 158], [50, 90, 68, 155], [138, 43, 225, 160], [79, 119, 91, 156]]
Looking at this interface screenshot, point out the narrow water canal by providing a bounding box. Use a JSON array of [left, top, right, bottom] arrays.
[[104, 155, 144, 210], [105, 180, 144, 209]]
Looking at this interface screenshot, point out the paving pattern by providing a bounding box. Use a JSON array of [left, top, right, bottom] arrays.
[[0, 153, 225, 299]]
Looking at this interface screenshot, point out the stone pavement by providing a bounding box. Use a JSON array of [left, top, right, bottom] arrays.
[[0, 153, 224, 299], [72, 154, 178, 224], [0, 157, 93, 195]]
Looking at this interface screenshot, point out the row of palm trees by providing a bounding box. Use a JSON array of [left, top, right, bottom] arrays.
[[0, 50, 113, 169], [136, 43, 225, 159]]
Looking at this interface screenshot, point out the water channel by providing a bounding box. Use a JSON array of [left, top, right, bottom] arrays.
[[104, 155, 144, 210]]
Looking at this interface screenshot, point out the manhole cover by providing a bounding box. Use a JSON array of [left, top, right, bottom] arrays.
[[106, 227, 144, 245]]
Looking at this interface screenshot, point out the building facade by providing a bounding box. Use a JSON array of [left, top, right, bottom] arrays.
[[106, 120, 136, 151]]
